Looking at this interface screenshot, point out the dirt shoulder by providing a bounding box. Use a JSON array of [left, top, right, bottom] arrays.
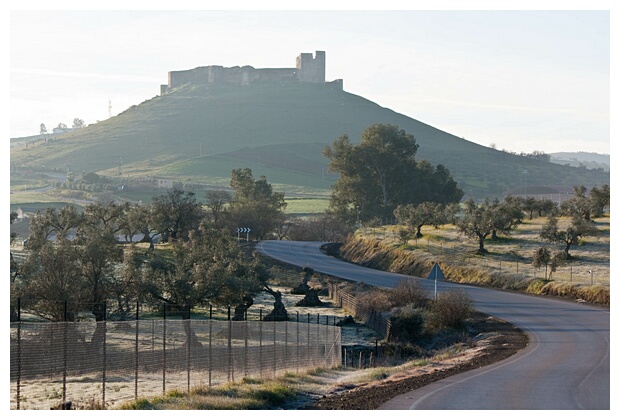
[[305, 311, 528, 410]]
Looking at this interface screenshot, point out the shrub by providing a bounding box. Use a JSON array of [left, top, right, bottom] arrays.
[[357, 289, 392, 314], [389, 278, 429, 309], [426, 289, 472, 332], [389, 304, 426, 343]]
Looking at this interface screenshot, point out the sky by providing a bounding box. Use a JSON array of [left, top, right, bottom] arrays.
[[7, 2, 615, 155]]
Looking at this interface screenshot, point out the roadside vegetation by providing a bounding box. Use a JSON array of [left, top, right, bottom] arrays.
[[9, 123, 608, 409]]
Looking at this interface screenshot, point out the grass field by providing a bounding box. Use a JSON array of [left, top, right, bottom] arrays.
[[353, 215, 610, 289]]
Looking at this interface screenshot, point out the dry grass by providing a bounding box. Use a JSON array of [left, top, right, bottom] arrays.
[[349, 215, 610, 305]]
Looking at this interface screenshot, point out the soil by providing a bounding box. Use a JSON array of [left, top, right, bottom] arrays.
[[305, 311, 528, 410]]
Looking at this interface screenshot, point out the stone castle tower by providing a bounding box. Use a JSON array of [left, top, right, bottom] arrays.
[[161, 51, 342, 94]]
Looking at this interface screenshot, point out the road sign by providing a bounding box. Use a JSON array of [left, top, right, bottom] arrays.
[[236, 227, 251, 241]]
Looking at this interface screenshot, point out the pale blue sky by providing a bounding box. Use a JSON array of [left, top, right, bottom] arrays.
[[8, 3, 614, 154]]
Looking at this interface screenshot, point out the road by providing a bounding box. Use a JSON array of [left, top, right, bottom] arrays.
[[256, 240, 610, 410]]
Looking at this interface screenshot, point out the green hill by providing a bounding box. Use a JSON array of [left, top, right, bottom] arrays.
[[10, 82, 609, 199]]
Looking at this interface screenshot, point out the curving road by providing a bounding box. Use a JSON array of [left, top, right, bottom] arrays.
[[257, 240, 610, 410]]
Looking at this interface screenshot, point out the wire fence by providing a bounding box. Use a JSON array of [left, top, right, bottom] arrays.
[[358, 229, 609, 286], [10, 316, 341, 410], [328, 283, 392, 340]]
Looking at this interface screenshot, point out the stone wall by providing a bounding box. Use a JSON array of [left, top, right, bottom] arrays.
[[161, 51, 339, 93]]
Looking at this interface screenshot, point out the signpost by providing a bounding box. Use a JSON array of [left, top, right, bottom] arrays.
[[236, 227, 251, 242]]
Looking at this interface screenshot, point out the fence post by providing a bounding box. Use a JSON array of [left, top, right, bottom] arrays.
[[296, 314, 300, 374], [187, 305, 191, 392], [259, 314, 263, 378], [63, 300, 67, 405], [16, 298, 21, 410], [163, 303, 166, 394], [273, 320, 277, 378], [135, 302, 139, 400], [208, 318, 212, 388], [228, 317, 233, 383], [244, 320, 248, 378], [102, 301, 107, 407]]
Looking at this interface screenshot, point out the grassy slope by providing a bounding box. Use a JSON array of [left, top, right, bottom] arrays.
[[10, 82, 609, 200], [343, 216, 610, 305]]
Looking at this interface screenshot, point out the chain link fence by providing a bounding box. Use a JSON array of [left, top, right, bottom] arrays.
[[10, 317, 341, 410]]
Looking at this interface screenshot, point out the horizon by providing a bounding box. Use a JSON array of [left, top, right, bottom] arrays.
[[8, 6, 613, 155]]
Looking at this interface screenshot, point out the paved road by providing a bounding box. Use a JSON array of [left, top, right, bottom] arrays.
[[256, 240, 610, 410]]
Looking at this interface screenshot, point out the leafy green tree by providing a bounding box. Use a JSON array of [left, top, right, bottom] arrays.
[[151, 188, 205, 241], [414, 160, 464, 206], [39, 123, 47, 135], [18, 240, 85, 321], [540, 214, 599, 258], [72, 118, 85, 128], [489, 197, 523, 240], [228, 168, 287, 240], [125, 202, 159, 246], [455, 198, 495, 253], [532, 247, 566, 280], [323, 124, 462, 224], [142, 225, 268, 343], [394, 201, 445, 238], [25, 205, 83, 251], [204, 189, 232, 228], [560, 185, 592, 221], [588, 184, 610, 218], [522, 196, 538, 219]]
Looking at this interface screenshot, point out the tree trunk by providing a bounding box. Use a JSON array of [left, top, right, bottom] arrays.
[[181, 307, 203, 348], [263, 286, 289, 321]]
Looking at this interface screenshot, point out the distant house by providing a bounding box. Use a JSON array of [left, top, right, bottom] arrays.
[[132, 177, 174, 189], [52, 127, 73, 134], [157, 179, 174, 189]]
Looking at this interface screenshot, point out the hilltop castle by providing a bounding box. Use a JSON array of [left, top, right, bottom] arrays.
[[160, 51, 342, 94]]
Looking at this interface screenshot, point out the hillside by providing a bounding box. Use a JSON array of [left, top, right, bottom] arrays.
[[10, 82, 609, 200], [549, 152, 610, 171]]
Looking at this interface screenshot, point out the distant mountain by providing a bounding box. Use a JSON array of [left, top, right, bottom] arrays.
[[10, 82, 609, 199], [549, 152, 610, 171]]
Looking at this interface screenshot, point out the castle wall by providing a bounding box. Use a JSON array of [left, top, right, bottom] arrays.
[[163, 51, 335, 92], [296, 51, 325, 83]]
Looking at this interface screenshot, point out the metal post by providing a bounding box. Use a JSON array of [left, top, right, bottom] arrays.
[[228, 318, 233, 383], [273, 319, 277, 378], [208, 318, 212, 388], [259, 315, 263, 378], [296, 315, 300, 374], [285, 321, 288, 373], [244, 320, 248, 378], [163, 303, 166, 394], [135, 302, 139, 400], [16, 298, 21, 410], [187, 312, 191, 393], [434, 264, 438, 301], [102, 301, 107, 407], [63, 300, 67, 404]]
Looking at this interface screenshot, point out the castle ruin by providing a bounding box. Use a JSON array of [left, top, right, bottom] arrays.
[[160, 51, 342, 94]]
